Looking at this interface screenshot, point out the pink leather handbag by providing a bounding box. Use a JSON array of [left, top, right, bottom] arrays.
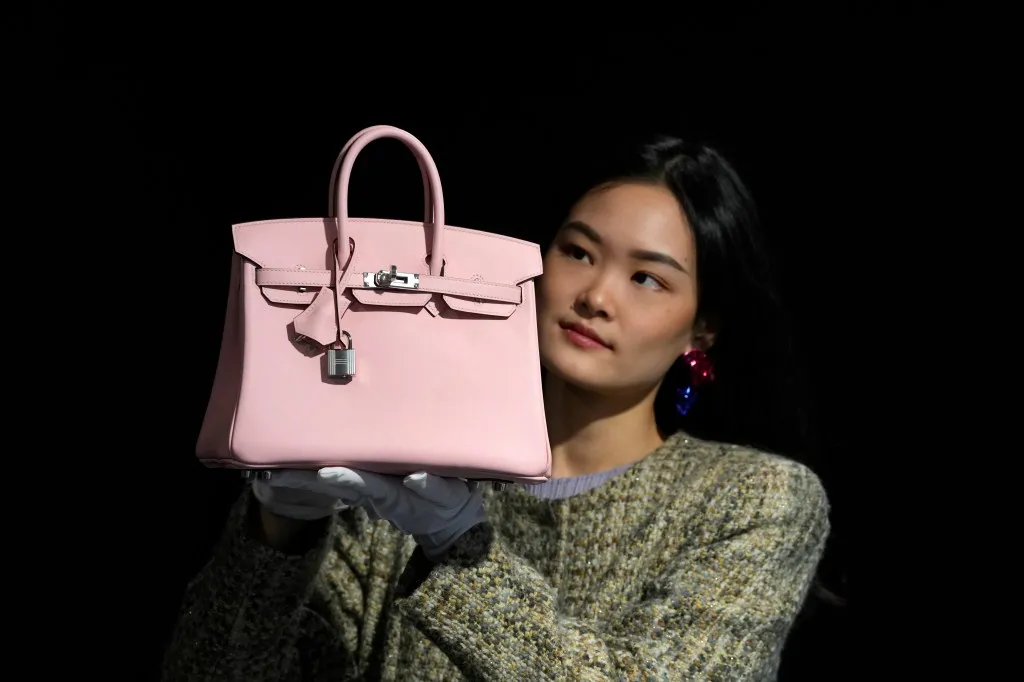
[[195, 125, 551, 483]]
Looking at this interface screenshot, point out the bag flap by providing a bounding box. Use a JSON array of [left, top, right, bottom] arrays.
[[232, 218, 542, 308]]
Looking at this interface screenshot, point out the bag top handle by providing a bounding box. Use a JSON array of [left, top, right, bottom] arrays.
[[328, 125, 433, 221], [334, 126, 445, 278]]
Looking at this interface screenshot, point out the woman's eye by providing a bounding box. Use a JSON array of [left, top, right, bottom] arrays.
[[562, 244, 591, 262], [633, 272, 662, 289]]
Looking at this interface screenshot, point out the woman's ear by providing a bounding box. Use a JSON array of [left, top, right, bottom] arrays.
[[692, 317, 717, 352]]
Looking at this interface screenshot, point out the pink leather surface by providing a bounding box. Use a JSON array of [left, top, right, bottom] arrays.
[[195, 126, 551, 482]]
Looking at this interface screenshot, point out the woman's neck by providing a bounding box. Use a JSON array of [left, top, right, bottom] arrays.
[[543, 373, 665, 478]]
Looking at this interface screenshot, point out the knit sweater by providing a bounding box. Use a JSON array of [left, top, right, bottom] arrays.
[[161, 432, 829, 681]]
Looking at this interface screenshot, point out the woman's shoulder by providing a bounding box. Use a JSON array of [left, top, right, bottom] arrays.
[[643, 431, 830, 524]]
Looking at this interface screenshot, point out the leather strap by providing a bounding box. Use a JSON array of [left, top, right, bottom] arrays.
[[327, 125, 433, 220], [334, 128, 446, 277], [256, 267, 523, 304]]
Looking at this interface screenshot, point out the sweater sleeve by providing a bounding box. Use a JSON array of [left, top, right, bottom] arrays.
[[395, 460, 830, 681], [160, 486, 371, 682]]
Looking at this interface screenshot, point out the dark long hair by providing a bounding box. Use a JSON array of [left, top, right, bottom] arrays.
[[554, 135, 817, 465]]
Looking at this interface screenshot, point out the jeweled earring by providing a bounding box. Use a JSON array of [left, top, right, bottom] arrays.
[[675, 349, 715, 416]]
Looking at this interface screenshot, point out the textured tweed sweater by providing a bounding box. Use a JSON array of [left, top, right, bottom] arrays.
[[162, 432, 829, 681]]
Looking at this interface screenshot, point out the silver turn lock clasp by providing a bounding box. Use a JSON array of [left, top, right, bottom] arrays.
[[364, 265, 420, 289], [327, 330, 355, 378]]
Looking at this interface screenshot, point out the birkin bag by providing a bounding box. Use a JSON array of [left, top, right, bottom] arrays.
[[195, 125, 551, 483]]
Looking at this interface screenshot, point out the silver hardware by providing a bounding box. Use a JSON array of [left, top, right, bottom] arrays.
[[492, 481, 508, 492], [363, 265, 420, 290], [296, 265, 307, 293], [242, 470, 271, 481], [327, 330, 355, 378], [240, 470, 255, 480]]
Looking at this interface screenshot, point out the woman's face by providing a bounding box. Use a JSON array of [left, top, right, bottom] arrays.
[[537, 181, 704, 395]]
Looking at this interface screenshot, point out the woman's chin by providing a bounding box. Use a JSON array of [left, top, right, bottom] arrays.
[[540, 353, 619, 395]]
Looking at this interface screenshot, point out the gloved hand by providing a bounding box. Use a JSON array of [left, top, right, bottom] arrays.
[[254, 467, 486, 559], [251, 470, 359, 521], [317, 468, 487, 560]]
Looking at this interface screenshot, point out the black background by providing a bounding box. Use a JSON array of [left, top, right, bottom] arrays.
[[40, 4, 962, 678]]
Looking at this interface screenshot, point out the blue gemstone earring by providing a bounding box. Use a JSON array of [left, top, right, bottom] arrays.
[[675, 385, 698, 416], [675, 349, 715, 416]]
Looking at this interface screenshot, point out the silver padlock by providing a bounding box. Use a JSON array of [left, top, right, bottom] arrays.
[[327, 330, 355, 378]]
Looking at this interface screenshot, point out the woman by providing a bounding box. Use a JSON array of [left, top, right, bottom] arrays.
[[162, 136, 830, 681]]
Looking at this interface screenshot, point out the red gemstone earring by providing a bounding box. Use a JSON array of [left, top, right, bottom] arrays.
[[675, 349, 715, 416]]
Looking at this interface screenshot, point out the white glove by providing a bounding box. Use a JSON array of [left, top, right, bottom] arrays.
[[317, 468, 486, 559], [251, 470, 359, 521], [252, 468, 486, 559]]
